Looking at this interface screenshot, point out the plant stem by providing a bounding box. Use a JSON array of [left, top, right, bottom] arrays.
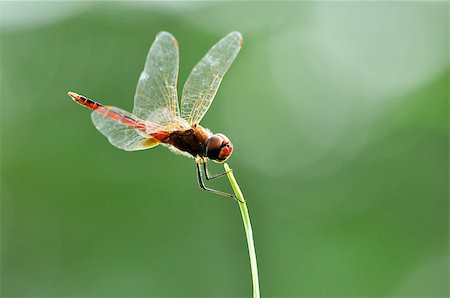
[[224, 163, 260, 298]]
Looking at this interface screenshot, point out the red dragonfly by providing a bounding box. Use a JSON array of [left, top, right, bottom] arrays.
[[68, 32, 242, 199]]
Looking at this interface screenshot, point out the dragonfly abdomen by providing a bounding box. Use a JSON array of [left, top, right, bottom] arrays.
[[68, 92, 147, 133]]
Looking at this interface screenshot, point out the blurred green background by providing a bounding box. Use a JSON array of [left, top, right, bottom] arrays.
[[1, 1, 448, 297]]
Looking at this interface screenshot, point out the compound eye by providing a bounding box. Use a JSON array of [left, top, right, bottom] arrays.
[[216, 133, 230, 143], [207, 135, 223, 153]]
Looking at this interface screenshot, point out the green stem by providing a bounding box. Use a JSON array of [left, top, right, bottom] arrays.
[[224, 163, 260, 298]]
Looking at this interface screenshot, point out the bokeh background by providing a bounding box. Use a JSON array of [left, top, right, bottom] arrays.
[[1, 1, 448, 297]]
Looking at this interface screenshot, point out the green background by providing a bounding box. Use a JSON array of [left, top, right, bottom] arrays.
[[1, 1, 448, 297]]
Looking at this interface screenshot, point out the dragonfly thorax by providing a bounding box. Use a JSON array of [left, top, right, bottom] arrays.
[[163, 124, 208, 158]]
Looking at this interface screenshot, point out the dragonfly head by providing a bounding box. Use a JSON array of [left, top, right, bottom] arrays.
[[206, 133, 233, 163]]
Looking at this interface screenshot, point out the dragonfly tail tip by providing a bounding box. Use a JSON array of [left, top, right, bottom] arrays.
[[67, 91, 79, 100]]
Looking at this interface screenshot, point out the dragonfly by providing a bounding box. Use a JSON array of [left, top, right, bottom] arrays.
[[68, 31, 242, 199]]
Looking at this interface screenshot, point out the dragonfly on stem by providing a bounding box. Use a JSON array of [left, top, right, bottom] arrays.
[[68, 31, 243, 199]]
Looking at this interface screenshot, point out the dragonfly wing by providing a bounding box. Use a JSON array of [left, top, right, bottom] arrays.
[[181, 32, 243, 125], [133, 32, 181, 126], [91, 106, 161, 151]]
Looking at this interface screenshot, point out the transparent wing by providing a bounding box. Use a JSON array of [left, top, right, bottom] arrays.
[[91, 106, 161, 151], [181, 31, 243, 125], [133, 31, 181, 126]]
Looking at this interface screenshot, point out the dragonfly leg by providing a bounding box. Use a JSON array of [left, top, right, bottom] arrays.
[[203, 161, 232, 181], [196, 162, 237, 200]]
